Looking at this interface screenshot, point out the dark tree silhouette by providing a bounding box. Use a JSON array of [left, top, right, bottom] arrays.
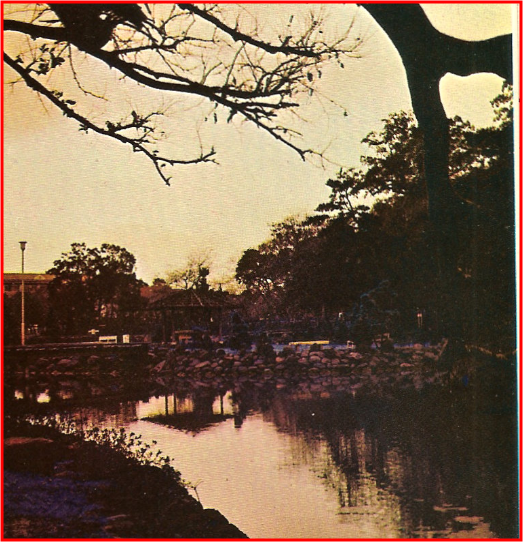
[[5, 4, 514, 338], [362, 4, 513, 338]]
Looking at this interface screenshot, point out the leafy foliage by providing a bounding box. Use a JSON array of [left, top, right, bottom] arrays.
[[165, 254, 212, 292], [47, 243, 144, 335], [236, 93, 515, 349]]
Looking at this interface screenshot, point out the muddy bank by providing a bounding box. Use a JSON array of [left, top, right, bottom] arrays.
[[3, 419, 248, 539]]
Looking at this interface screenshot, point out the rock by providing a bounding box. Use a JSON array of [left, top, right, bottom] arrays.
[[57, 358, 78, 368], [152, 360, 167, 373], [83, 355, 99, 365], [453, 516, 484, 526], [4, 437, 62, 475]]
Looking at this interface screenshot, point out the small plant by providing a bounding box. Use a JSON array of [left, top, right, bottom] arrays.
[[183, 478, 204, 503], [19, 414, 190, 485]]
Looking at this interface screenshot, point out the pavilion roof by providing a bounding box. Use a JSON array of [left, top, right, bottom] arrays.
[[144, 287, 234, 310]]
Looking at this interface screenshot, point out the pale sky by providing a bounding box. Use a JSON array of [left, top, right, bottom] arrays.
[[3, 3, 515, 284]]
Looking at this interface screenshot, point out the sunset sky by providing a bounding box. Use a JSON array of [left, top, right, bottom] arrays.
[[3, 3, 515, 284]]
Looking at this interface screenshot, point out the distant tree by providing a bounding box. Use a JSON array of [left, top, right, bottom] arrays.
[[236, 215, 327, 317], [47, 242, 144, 335], [209, 271, 245, 295], [166, 254, 212, 292], [235, 248, 273, 295], [3, 291, 49, 345]]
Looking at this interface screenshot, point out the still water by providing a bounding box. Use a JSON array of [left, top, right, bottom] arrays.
[[54, 377, 518, 539]]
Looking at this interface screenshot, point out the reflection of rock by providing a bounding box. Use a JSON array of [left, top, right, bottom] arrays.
[[453, 516, 484, 530], [433, 505, 468, 513], [57, 358, 78, 368]]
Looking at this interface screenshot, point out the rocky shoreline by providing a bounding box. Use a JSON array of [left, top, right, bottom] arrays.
[[147, 342, 451, 388], [4, 341, 515, 539], [4, 419, 248, 539], [6, 341, 452, 384]]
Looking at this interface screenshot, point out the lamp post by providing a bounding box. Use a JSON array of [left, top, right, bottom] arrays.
[[19, 241, 27, 346]]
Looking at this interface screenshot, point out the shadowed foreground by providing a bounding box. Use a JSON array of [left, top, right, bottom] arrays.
[[3, 420, 248, 539]]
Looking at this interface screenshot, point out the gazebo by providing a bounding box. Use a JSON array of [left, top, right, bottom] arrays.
[[142, 287, 235, 343]]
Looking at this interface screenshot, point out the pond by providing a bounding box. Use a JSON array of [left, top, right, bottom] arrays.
[[16, 377, 517, 538], [10, 376, 519, 539]]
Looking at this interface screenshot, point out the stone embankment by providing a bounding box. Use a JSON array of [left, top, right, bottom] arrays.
[[147, 342, 451, 390], [5, 342, 453, 390]]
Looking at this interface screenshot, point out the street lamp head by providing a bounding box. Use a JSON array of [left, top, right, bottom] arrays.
[[19, 241, 27, 251]]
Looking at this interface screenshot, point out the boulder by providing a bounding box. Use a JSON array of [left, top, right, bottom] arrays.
[[57, 358, 79, 368]]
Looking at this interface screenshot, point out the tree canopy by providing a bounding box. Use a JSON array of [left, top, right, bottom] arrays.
[[47, 242, 144, 335], [164, 253, 212, 292], [236, 96, 515, 349]]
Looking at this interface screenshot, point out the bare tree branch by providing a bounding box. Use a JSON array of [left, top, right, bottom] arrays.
[[177, 3, 349, 58], [4, 52, 216, 185], [4, 3, 361, 181]]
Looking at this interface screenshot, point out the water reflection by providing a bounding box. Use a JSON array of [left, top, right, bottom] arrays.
[[8, 376, 518, 539], [144, 391, 234, 433]]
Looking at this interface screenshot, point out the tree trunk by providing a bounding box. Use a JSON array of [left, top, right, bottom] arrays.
[[362, 3, 512, 341]]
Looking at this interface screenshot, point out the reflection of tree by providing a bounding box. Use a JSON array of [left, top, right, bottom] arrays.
[[262, 386, 518, 538], [145, 389, 233, 433], [14, 374, 515, 537], [230, 381, 277, 428]]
